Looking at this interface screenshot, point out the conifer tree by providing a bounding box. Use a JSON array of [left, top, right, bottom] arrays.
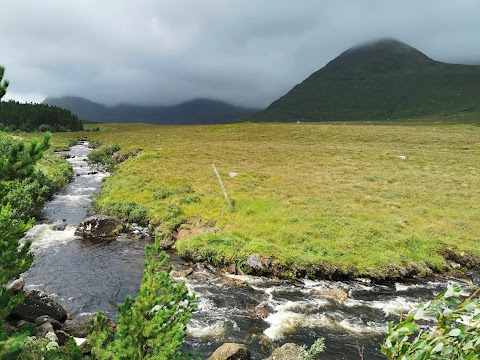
[[0, 204, 33, 329], [0, 102, 51, 331], [88, 242, 197, 360], [0, 132, 51, 181], [0, 65, 9, 100]]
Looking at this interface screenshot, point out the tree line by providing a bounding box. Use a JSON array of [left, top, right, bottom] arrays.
[[0, 100, 83, 132], [0, 64, 82, 132]]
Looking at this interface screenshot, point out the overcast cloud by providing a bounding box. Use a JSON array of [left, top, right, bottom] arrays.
[[1, 0, 479, 108]]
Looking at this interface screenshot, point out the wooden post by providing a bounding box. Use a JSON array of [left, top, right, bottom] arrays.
[[212, 163, 234, 210]]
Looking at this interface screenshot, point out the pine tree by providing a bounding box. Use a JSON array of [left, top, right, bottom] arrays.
[[0, 132, 51, 181], [0, 65, 9, 100], [0, 133, 51, 332], [88, 242, 198, 360], [0, 204, 33, 329]]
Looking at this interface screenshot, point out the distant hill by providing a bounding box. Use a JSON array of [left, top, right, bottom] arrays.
[[43, 97, 258, 124], [251, 38, 480, 122]]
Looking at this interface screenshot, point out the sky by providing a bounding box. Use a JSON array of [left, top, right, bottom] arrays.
[[1, 0, 479, 108]]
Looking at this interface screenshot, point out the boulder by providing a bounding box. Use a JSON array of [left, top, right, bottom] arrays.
[[222, 263, 237, 275], [172, 268, 194, 278], [247, 254, 271, 273], [35, 315, 62, 330], [310, 288, 348, 304], [208, 343, 250, 360], [79, 339, 92, 354], [6, 277, 25, 293], [36, 321, 55, 339], [14, 289, 67, 322], [265, 343, 304, 360], [254, 305, 270, 319], [75, 215, 122, 240], [63, 314, 96, 337], [55, 330, 71, 346]]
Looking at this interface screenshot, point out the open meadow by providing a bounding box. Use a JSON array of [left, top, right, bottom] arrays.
[[54, 122, 480, 279]]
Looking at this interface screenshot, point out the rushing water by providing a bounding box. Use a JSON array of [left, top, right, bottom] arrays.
[[23, 142, 475, 359]]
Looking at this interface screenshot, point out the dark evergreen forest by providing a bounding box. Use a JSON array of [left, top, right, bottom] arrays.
[[0, 100, 83, 132]]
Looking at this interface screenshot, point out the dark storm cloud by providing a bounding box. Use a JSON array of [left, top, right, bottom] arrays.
[[1, 0, 479, 107]]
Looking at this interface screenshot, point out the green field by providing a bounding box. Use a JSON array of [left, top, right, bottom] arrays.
[[54, 122, 480, 279]]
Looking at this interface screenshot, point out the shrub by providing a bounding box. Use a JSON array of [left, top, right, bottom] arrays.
[[382, 286, 480, 359], [88, 246, 197, 360]]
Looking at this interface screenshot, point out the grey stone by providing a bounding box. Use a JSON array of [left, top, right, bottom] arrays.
[[310, 288, 349, 304], [35, 315, 62, 330], [265, 343, 304, 360], [36, 322, 54, 339], [14, 289, 67, 323], [75, 215, 122, 240], [79, 340, 92, 354], [172, 268, 194, 278], [63, 314, 96, 337], [6, 277, 25, 293], [55, 330, 71, 346], [208, 343, 250, 360]]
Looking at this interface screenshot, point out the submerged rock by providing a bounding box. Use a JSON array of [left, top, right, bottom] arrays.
[[75, 215, 122, 240], [310, 288, 348, 304], [208, 343, 250, 360]]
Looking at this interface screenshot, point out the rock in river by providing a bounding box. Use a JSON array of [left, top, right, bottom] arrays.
[[265, 343, 304, 360], [207, 343, 250, 360], [75, 215, 122, 240]]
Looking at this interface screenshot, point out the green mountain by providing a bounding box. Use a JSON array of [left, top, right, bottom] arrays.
[[43, 96, 258, 124], [251, 39, 480, 122]]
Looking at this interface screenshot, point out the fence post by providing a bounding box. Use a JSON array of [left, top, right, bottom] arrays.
[[212, 163, 234, 210]]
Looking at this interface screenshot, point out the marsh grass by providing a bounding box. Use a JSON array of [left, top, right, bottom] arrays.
[[54, 122, 480, 278]]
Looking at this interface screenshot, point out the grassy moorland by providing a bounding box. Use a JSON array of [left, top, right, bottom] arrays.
[[54, 122, 480, 279]]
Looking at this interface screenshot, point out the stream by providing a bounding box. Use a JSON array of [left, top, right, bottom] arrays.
[[22, 142, 475, 359]]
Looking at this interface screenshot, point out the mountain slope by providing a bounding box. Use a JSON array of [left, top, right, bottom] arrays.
[[251, 39, 480, 122], [43, 97, 258, 124]]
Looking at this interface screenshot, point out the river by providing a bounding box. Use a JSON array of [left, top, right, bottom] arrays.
[[22, 142, 475, 359]]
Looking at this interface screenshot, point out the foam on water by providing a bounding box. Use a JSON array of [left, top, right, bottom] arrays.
[[188, 320, 226, 339], [24, 224, 77, 250], [345, 296, 418, 317], [337, 319, 386, 334]]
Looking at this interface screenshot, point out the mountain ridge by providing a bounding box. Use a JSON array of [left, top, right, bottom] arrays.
[[43, 96, 259, 124], [251, 38, 480, 122]]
